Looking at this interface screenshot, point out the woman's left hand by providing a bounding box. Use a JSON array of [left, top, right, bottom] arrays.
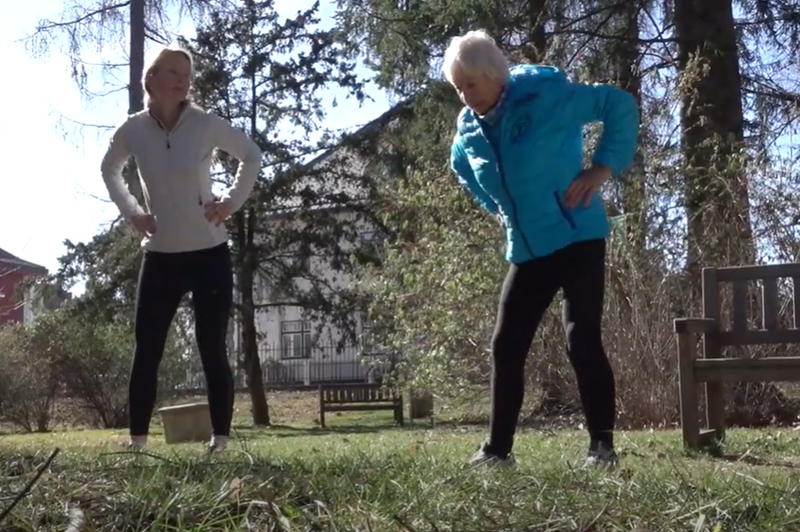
[[204, 199, 234, 226], [564, 165, 611, 209]]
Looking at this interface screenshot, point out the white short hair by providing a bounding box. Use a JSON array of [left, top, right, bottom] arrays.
[[442, 30, 510, 85]]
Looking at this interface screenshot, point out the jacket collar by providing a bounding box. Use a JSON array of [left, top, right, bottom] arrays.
[[477, 84, 509, 126], [148, 100, 191, 131]]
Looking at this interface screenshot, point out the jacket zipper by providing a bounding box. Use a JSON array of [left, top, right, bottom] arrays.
[[149, 106, 187, 149], [554, 192, 577, 229], [480, 124, 536, 260], [152, 119, 171, 148]]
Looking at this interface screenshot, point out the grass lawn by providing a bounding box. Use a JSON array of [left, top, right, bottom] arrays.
[[1, 392, 800, 531]]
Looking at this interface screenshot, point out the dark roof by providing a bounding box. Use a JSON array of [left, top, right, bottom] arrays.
[[301, 99, 414, 171], [0, 248, 48, 276], [259, 99, 415, 219]]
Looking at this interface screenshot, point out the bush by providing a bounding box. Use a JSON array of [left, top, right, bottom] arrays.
[[12, 310, 188, 430], [0, 324, 59, 432], [57, 316, 137, 428]]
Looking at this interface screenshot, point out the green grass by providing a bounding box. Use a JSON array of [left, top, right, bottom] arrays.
[[3, 421, 800, 531]]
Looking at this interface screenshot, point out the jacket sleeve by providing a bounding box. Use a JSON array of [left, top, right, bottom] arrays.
[[100, 121, 146, 222], [563, 82, 640, 176], [209, 114, 263, 213], [451, 139, 499, 215]]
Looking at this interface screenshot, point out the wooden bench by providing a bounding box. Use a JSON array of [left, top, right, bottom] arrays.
[[318, 383, 404, 428], [674, 263, 800, 450]]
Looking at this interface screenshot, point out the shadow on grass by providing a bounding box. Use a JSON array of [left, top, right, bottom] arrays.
[[230, 418, 503, 439], [230, 423, 400, 439], [713, 452, 800, 468], [230, 417, 440, 439], [681, 439, 800, 469]]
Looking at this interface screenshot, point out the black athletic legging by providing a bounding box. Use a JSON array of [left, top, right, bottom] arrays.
[[129, 242, 235, 437], [486, 238, 615, 459]]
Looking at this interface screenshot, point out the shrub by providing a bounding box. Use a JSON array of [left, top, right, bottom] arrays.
[[0, 324, 59, 432]]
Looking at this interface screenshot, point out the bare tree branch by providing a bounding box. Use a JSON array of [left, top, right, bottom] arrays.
[[31, 1, 131, 33]]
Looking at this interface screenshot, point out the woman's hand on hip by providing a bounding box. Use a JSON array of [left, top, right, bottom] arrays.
[[565, 165, 611, 209], [131, 213, 157, 237], [204, 199, 235, 227]]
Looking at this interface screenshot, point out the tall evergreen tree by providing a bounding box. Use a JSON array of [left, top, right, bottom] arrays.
[[189, 0, 371, 425]]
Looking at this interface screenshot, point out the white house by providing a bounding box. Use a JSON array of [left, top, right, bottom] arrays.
[[228, 101, 411, 387]]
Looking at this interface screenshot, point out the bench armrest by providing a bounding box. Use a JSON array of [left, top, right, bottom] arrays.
[[673, 317, 718, 335]]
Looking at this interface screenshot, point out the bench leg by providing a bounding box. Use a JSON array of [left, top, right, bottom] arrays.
[[705, 381, 725, 443], [703, 336, 726, 445], [677, 331, 700, 449], [318, 385, 326, 428]]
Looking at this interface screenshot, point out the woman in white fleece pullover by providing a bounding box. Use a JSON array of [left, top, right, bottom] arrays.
[[100, 43, 262, 452]]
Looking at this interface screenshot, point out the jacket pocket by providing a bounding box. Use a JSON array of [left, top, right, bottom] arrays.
[[553, 191, 577, 230]]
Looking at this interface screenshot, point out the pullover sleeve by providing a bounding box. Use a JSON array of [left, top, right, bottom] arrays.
[[100, 121, 146, 221], [209, 114, 263, 212]]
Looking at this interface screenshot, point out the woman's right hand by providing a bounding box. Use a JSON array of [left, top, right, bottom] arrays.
[[131, 213, 157, 237]]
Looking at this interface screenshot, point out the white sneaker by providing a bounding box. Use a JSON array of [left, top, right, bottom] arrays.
[[126, 437, 147, 452], [207, 435, 228, 453], [467, 443, 516, 468]]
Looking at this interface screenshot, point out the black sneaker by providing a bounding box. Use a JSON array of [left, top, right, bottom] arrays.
[[583, 440, 618, 468]]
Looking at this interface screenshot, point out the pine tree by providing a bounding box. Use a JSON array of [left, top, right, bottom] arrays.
[[189, 0, 370, 425]]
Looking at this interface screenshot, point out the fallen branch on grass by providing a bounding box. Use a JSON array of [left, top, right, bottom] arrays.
[[0, 447, 60, 525]]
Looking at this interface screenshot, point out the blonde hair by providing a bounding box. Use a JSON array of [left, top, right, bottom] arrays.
[[141, 42, 194, 107], [442, 30, 510, 85]]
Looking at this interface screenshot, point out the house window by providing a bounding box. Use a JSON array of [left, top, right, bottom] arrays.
[[359, 230, 385, 261], [292, 253, 309, 273], [359, 314, 379, 355], [256, 275, 271, 304], [280, 249, 309, 276], [281, 320, 312, 359]]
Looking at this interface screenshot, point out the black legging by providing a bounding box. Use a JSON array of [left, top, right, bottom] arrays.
[[486, 238, 615, 458], [129, 242, 235, 437]]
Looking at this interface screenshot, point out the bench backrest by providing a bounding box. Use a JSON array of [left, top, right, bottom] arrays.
[[320, 384, 398, 404], [703, 263, 800, 346]]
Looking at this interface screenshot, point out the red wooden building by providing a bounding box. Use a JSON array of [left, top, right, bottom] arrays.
[[0, 248, 48, 326]]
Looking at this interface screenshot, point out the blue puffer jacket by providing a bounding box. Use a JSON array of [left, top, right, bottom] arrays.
[[450, 64, 640, 264]]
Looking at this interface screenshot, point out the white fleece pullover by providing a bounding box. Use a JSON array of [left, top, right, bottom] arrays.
[[100, 104, 262, 253]]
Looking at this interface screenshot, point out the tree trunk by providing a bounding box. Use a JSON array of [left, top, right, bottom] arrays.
[[674, 0, 754, 297], [124, 0, 146, 204], [613, 3, 646, 257], [237, 208, 270, 426], [523, 0, 547, 62], [674, 0, 776, 424]]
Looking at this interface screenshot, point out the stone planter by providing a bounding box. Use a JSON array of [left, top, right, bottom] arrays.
[[409, 391, 434, 419]]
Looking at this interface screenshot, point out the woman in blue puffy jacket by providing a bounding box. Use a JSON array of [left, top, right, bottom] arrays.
[[445, 30, 640, 468]]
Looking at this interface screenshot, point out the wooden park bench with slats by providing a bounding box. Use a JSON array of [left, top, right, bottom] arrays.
[[674, 263, 800, 450], [318, 383, 404, 428]]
